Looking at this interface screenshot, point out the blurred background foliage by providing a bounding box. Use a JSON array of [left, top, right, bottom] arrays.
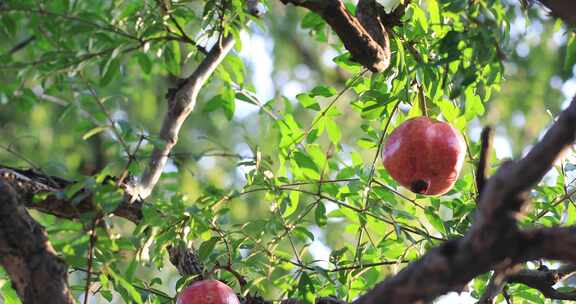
[[0, 0, 575, 303]]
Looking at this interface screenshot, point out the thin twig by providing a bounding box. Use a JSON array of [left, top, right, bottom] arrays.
[[117, 135, 145, 186], [535, 178, 576, 220], [83, 217, 100, 304], [82, 77, 131, 156], [5, 36, 36, 56], [476, 126, 494, 199], [0, 144, 60, 188], [417, 84, 428, 117]]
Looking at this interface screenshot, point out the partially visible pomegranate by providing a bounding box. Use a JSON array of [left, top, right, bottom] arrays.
[[382, 117, 466, 196], [177, 280, 240, 304]]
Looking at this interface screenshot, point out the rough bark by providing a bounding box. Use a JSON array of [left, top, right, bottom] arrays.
[[0, 180, 74, 304], [0, 165, 142, 222], [280, 0, 391, 72], [537, 0, 576, 27], [507, 264, 576, 300]]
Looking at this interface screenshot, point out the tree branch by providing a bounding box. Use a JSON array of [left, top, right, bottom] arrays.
[[127, 34, 235, 201], [280, 0, 391, 72], [508, 264, 576, 300], [4, 36, 36, 56], [476, 126, 494, 199], [476, 264, 522, 304], [0, 180, 74, 304], [0, 165, 143, 222], [536, 0, 576, 27]]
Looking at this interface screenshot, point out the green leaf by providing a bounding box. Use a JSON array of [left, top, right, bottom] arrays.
[[333, 53, 362, 73], [426, 0, 441, 28], [310, 85, 337, 97], [306, 144, 327, 168], [203, 93, 235, 120], [106, 267, 143, 304], [297, 93, 320, 111], [16, 88, 37, 112], [100, 57, 120, 87], [136, 52, 152, 74], [293, 151, 320, 179], [298, 273, 316, 304], [1, 15, 17, 38], [412, 5, 429, 35], [278, 114, 304, 148], [164, 41, 181, 76], [315, 202, 327, 227], [301, 12, 324, 29], [223, 54, 245, 84], [565, 33, 576, 70], [285, 191, 300, 217], [515, 289, 545, 304], [379, 240, 406, 259], [124, 259, 138, 282], [120, 0, 143, 19], [204, 95, 224, 113], [464, 88, 484, 120], [437, 99, 459, 122], [357, 137, 377, 149], [221, 87, 236, 120], [425, 208, 447, 235], [0, 279, 21, 304], [325, 117, 342, 145], [198, 237, 219, 260], [293, 226, 314, 241], [82, 125, 109, 140]]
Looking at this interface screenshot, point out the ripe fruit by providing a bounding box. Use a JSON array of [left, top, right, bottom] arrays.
[[177, 280, 240, 304], [382, 117, 466, 196]]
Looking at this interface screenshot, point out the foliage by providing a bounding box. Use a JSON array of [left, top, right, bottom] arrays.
[[0, 0, 574, 303]]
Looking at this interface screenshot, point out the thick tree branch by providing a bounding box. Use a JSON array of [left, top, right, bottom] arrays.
[[508, 264, 576, 300], [280, 0, 391, 72], [536, 0, 576, 27], [477, 263, 576, 303], [0, 180, 74, 304], [127, 35, 235, 201], [518, 226, 576, 262], [0, 166, 143, 222]]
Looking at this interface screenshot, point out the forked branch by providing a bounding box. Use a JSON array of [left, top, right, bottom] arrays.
[[127, 35, 235, 201]]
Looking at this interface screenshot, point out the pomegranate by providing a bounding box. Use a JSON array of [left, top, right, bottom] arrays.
[[382, 117, 466, 196], [177, 280, 240, 304]]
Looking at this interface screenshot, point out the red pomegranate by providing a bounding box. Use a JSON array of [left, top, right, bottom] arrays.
[[382, 117, 466, 196], [177, 280, 240, 304]]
